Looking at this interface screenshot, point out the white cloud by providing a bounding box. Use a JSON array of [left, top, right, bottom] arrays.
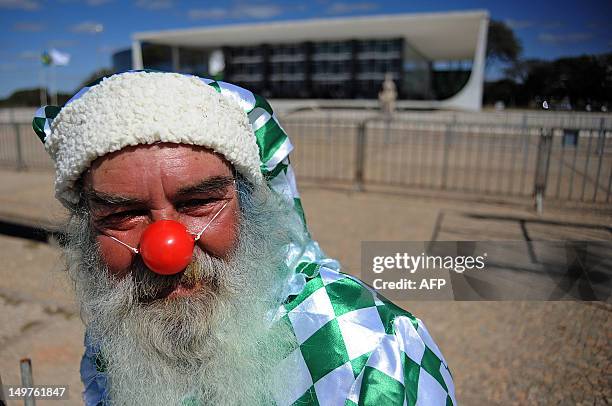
[[135, 0, 173, 10], [539, 32, 593, 45], [57, 0, 113, 5], [239, 4, 282, 19], [504, 19, 563, 30], [13, 22, 45, 31], [188, 3, 282, 20], [71, 21, 104, 34], [326, 2, 377, 14], [0, 0, 40, 10], [542, 21, 563, 29], [188, 8, 227, 20], [86, 0, 113, 5], [504, 19, 534, 30]]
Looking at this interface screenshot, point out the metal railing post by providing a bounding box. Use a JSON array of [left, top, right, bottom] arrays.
[[20, 358, 35, 406], [592, 117, 606, 202], [10, 109, 26, 171], [354, 120, 367, 191], [534, 128, 553, 215], [440, 114, 456, 190], [14, 121, 25, 171]]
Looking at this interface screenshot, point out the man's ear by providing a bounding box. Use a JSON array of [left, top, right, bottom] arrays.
[[72, 174, 90, 212]]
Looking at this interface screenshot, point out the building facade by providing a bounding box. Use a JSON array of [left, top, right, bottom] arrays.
[[119, 11, 489, 110]]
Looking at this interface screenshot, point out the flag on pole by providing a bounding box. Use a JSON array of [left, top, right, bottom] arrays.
[[42, 49, 71, 66]]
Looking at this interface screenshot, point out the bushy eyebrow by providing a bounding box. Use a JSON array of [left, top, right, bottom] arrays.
[[84, 175, 235, 210], [85, 190, 146, 208], [174, 175, 235, 199]]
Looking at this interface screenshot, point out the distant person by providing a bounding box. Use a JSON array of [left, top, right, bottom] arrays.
[[33, 71, 454, 405]]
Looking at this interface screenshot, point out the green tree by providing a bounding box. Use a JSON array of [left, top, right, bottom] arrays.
[[521, 54, 611, 109], [0, 88, 71, 107], [486, 20, 522, 66]]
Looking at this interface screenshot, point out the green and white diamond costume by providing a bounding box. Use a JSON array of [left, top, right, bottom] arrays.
[[33, 71, 455, 406]]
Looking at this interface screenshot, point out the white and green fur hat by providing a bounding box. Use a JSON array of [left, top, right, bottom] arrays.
[[33, 70, 305, 224]]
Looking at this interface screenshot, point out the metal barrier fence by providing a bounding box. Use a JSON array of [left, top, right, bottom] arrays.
[[282, 117, 612, 206], [1, 116, 611, 207], [0, 122, 53, 170]]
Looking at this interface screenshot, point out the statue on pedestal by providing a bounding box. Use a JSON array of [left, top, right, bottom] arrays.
[[378, 73, 397, 117]]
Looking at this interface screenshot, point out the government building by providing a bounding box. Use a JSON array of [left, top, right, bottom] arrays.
[[113, 10, 488, 110]]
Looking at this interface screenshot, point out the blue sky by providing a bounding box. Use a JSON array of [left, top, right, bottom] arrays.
[[1, 0, 610, 98]]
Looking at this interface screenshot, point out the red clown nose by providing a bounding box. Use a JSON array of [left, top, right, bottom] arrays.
[[139, 220, 195, 275]]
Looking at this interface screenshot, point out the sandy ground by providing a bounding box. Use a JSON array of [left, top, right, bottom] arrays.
[[0, 169, 610, 405]]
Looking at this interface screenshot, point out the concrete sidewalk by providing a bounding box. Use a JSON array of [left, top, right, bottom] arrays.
[[0, 168, 610, 405]]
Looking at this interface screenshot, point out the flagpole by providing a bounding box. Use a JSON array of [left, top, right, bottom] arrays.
[[51, 64, 57, 105], [43, 67, 47, 105], [44, 69, 48, 105], [39, 66, 45, 105], [39, 52, 48, 105]]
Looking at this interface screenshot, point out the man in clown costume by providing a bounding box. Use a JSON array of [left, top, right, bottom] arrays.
[[33, 71, 455, 406]]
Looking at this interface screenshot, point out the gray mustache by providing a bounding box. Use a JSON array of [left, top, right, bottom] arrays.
[[130, 251, 223, 304]]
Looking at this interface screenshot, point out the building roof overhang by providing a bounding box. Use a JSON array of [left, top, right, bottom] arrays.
[[133, 10, 489, 61]]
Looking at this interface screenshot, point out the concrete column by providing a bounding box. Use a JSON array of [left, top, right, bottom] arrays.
[[439, 13, 489, 111], [131, 40, 143, 70]]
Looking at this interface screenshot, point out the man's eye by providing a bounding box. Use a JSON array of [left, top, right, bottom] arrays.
[[176, 199, 216, 211], [99, 210, 146, 225]]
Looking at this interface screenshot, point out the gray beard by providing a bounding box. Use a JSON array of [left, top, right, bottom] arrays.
[[64, 181, 304, 405]]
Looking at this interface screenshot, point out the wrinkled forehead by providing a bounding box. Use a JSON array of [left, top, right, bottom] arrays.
[[81, 143, 236, 198]]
